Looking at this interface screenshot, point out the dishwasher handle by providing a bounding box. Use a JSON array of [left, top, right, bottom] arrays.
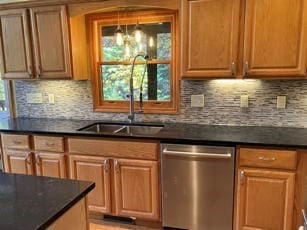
[[162, 148, 232, 159]]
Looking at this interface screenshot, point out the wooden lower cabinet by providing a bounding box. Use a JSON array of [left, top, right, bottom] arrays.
[[69, 155, 111, 214], [35, 152, 66, 178], [114, 159, 159, 220], [236, 168, 295, 230], [3, 150, 34, 175]]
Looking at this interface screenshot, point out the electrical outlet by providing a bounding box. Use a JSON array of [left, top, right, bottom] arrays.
[[48, 94, 55, 104], [277, 96, 286, 109], [240, 95, 249, 108], [191, 95, 205, 107], [26, 93, 43, 104]]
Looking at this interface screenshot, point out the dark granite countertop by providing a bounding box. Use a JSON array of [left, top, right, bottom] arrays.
[[0, 172, 94, 230], [0, 118, 307, 148]]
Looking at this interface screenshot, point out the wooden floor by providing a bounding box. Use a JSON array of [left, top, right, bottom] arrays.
[[90, 220, 160, 230]]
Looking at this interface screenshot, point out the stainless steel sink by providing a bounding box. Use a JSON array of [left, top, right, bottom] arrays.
[[79, 123, 163, 135], [115, 125, 163, 135], [78, 123, 124, 133]]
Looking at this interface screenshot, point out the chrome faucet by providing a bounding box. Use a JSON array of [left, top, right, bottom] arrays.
[[128, 53, 149, 123]]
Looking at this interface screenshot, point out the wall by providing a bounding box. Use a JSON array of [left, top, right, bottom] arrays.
[[14, 79, 307, 128]]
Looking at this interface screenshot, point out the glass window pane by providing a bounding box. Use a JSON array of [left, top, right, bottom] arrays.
[[101, 64, 170, 102], [101, 22, 171, 61], [0, 80, 10, 119]]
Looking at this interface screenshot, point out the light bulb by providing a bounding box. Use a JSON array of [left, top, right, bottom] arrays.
[[114, 28, 124, 46], [135, 29, 142, 43], [149, 37, 154, 47]]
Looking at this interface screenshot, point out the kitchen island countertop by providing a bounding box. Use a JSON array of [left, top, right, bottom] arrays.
[[0, 172, 94, 230]]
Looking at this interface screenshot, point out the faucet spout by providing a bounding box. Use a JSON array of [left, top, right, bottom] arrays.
[[128, 53, 149, 123]]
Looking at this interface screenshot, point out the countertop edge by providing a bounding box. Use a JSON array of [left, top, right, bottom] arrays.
[[37, 181, 95, 230]]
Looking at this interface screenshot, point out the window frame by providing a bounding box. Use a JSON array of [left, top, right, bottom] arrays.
[[87, 9, 179, 114]]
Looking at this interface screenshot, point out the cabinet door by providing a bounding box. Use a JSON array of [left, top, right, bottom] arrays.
[[69, 155, 111, 214], [236, 169, 295, 230], [181, 0, 240, 78], [0, 9, 33, 79], [3, 151, 34, 175], [35, 152, 66, 178], [243, 0, 307, 77], [30, 5, 71, 79], [114, 159, 159, 220]]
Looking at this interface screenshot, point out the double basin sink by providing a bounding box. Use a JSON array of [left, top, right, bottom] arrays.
[[78, 123, 164, 135]]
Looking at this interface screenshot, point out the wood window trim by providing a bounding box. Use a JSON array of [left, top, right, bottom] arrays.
[[87, 9, 179, 114]]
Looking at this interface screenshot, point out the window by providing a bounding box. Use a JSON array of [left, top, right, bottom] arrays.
[[0, 80, 11, 119], [87, 10, 179, 114]]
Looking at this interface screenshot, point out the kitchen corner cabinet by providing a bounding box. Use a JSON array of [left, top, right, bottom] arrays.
[[1, 133, 34, 175], [235, 147, 297, 230], [0, 5, 88, 80], [181, 0, 241, 78], [243, 0, 307, 78]]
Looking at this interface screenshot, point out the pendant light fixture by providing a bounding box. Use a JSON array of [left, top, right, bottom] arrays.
[[124, 23, 131, 58], [114, 8, 124, 46], [134, 16, 143, 43], [149, 36, 154, 48]]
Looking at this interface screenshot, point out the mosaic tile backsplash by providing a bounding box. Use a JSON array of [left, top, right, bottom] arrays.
[[13, 79, 307, 128]]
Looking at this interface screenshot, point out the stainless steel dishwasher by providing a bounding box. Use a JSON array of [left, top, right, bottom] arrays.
[[161, 144, 235, 230]]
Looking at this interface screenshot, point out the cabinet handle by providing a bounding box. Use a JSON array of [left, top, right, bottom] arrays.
[[44, 142, 55, 147], [103, 159, 109, 173], [37, 65, 42, 78], [26, 153, 32, 165], [114, 160, 119, 173], [28, 65, 33, 77], [13, 140, 22, 145], [243, 61, 249, 76], [259, 156, 276, 162], [240, 170, 245, 185], [35, 154, 40, 165], [231, 62, 236, 76]]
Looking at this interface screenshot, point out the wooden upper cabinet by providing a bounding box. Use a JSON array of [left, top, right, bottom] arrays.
[[236, 169, 295, 230], [181, 0, 240, 78], [0, 9, 33, 79], [30, 5, 72, 79], [113, 159, 160, 220], [243, 0, 307, 77]]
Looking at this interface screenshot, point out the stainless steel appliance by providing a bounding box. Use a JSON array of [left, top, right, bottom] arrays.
[[161, 144, 235, 230]]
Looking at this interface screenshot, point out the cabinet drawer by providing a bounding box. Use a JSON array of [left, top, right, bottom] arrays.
[[239, 147, 297, 170], [1, 134, 30, 150], [34, 136, 64, 152], [68, 138, 158, 160]]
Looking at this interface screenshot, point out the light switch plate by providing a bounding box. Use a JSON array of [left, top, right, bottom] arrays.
[[191, 94, 205, 107], [26, 93, 43, 104], [240, 95, 249, 108], [277, 95, 286, 109], [48, 94, 55, 104]]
